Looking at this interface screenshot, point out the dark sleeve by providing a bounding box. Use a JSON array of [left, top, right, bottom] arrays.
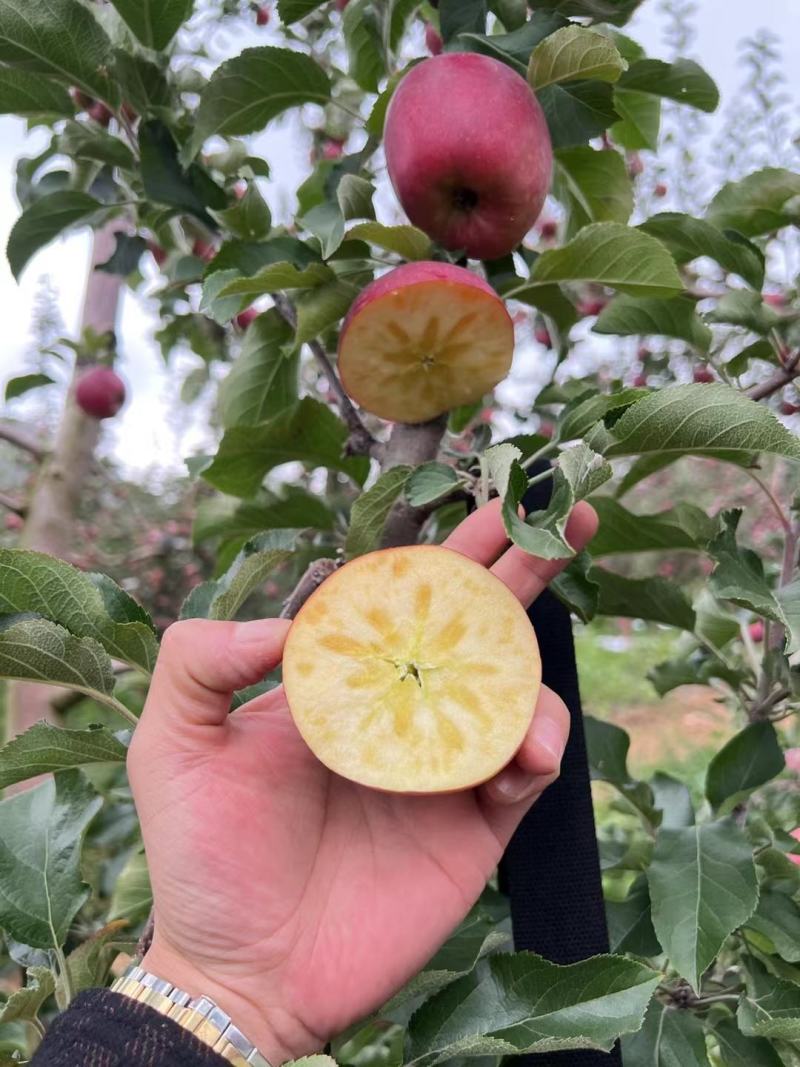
[[31, 989, 232, 1066]]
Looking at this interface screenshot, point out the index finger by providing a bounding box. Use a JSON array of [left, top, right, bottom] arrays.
[[442, 498, 510, 565]]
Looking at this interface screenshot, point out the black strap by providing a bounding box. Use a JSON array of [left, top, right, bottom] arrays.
[[497, 475, 623, 1067]]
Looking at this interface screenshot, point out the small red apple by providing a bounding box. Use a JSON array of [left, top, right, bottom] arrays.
[[748, 620, 764, 643], [539, 218, 557, 241], [255, 4, 270, 24], [235, 307, 260, 330], [283, 544, 541, 793], [322, 138, 345, 160], [338, 261, 514, 424], [654, 182, 668, 197], [192, 238, 216, 263], [384, 53, 552, 261], [764, 292, 788, 308], [693, 366, 714, 383], [637, 345, 651, 363], [632, 372, 648, 388], [538, 422, 554, 440], [425, 23, 443, 55], [534, 324, 551, 347], [335, 0, 349, 9], [4, 513, 23, 532], [88, 101, 113, 126], [627, 152, 644, 178], [781, 400, 800, 416], [233, 181, 248, 200], [75, 367, 126, 419], [147, 240, 167, 266], [70, 88, 93, 111], [579, 297, 607, 317]]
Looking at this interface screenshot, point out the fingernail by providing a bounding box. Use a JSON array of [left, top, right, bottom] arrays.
[[531, 712, 567, 766], [490, 766, 542, 805]]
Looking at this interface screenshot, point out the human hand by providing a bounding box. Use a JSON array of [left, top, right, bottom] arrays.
[[127, 500, 598, 1064]]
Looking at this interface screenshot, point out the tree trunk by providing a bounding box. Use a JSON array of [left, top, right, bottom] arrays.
[[7, 221, 127, 741]]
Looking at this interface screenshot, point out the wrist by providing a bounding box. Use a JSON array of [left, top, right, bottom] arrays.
[[139, 943, 321, 1066]]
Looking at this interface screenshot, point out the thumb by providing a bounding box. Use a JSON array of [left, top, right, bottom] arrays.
[[140, 618, 290, 731]]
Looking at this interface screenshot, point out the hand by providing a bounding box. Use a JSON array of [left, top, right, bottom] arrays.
[[127, 501, 598, 1064]]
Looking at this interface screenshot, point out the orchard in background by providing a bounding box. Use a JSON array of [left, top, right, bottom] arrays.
[[0, 0, 799, 1064]]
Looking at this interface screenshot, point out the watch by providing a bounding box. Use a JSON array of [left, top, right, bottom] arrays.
[[112, 963, 272, 1066]]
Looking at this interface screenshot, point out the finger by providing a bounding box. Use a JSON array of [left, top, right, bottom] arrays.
[[490, 501, 598, 608], [442, 499, 510, 566], [141, 618, 290, 730], [478, 685, 570, 843]]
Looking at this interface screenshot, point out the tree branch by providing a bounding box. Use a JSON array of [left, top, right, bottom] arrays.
[[0, 492, 25, 516], [280, 558, 340, 620], [272, 293, 378, 457], [380, 416, 448, 548], [747, 348, 800, 401], [0, 422, 45, 460]]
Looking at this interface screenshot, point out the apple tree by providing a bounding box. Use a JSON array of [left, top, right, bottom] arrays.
[[0, 0, 799, 1063]]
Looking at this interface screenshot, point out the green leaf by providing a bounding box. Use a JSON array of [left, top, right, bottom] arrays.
[[713, 1016, 783, 1067], [460, 14, 569, 71], [707, 511, 789, 628], [503, 280, 578, 333], [139, 120, 227, 224], [4, 372, 55, 401], [7, 191, 102, 281], [107, 0, 193, 50], [214, 263, 333, 306], [0, 770, 101, 949], [727, 340, 775, 378], [537, 80, 619, 149], [603, 383, 800, 461], [557, 386, 644, 442], [584, 715, 658, 826], [180, 530, 297, 621], [202, 397, 369, 497], [610, 87, 660, 151], [639, 213, 765, 290], [405, 951, 659, 1064], [591, 569, 696, 630], [337, 174, 375, 222], [342, 0, 385, 93], [219, 309, 297, 428], [440, 0, 486, 42], [345, 467, 412, 560], [187, 47, 331, 162], [301, 201, 345, 259], [277, 0, 325, 21], [0, 549, 158, 673], [706, 167, 800, 238], [530, 223, 683, 298], [705, 291, 781, 336], [738, 962, 800, 1041], [294, 280, 359, 345], [109, 846, 151, 925], [57, 120, 135, 169], [606, 875, 661, 956], [60, 920, 134, 997], [554, 146, 633, 234], [705, 721, 785, 814], [193, 487, 333, 544], [648, 819, 758, 991], [0, 967, 55, 1025], [649, 648, 745, 698], [0, 722, 127, 791], [745, 885, 800, 965], [528, 26, 627, 90], [405, 464, 461, 508], [111, 50, 170, 114], [622, 1000, 711, 1067], [588, 498, 713, 556], [0, 69, 73, 115], [97, 233, 148, 277], [521, 0, 642, 25], [777, 579, 800, 655], [594, 294, 712, 351], [205, 236, 321, 278], [650, 771, 695, 829], [0, 0, 118, 107], [618, 58, 719, 112], [347, 222, 432, 261], [550, 550, 599, 623], [211, 185, 272, 241]]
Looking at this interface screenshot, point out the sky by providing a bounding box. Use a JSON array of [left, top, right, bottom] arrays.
[[0, 0, 798, 482]]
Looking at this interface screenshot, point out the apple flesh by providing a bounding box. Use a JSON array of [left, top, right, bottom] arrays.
[[384, 53, 552, 261], [75, 367, 126, 419], [283, 545, 541, 793], [338, 261, 514, 424]]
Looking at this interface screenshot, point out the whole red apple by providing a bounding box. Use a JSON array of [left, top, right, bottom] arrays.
[[255, 4, 270, 24], [4, 513, 23, 532], [764, 292, 788, 308], [70, 87, 93, 111], [632, 372, 648, 388], [425, 23, 443, 55], [75, 367, 126, 419], [534, 324, 551, 347], [539, 218, 557, 240], [748, 620, 764, 643], [322, 138, 345, 160], [781, 400, 800, 416], [654, 182, 668, 197], [579, 297, 607, 317], [384, 53, 552, 261], [88, 101, 113, 126], [338, 261, 513, 424], [147, 240, 167, 266], [235, 307, 260, 330], [192, 238, 216, 263], [637, 345, 651, 362], [693, 366, 714, 383]]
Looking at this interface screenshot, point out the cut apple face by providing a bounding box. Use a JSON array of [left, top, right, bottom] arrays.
[[283, 545, 541, 794], [338, 262, 514, 424]]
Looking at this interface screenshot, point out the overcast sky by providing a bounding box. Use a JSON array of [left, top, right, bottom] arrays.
[[0, 1, 797, 481]]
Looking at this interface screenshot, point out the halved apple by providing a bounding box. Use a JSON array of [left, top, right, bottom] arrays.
[[338, 261, 514, 424], [282, 545, 541, 793]]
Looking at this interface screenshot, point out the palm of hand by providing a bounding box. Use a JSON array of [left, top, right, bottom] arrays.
[[140, 685, 502, 1043]]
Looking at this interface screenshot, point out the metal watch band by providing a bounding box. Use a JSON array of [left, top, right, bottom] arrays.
[[112, 964, 272, 1067]]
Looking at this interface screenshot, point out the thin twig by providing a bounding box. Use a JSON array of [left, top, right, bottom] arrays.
[[747, 348, 800, 401], [0, 422, 45, 460], [272, 293, 377, 457], [741, 467, 791, 532], [280, 559, 340, 620]]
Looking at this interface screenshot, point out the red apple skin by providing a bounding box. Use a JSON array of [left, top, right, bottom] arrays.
[[781, 400, 800, 416], [425, 23, 443, 55], [255, 4, 270, 24], [335, 0, 349, 9], [749, 620, 765, 643], [579, 297, 607, 317], [539, 218, 557, 240], [70, 87, 93, 111], [147, 240, 167, 266], [632, 372, 648, 388], [192, 238, 216, 263], [235, 307, 260, 330], [75, 367, 126, 419], [322, 138, 345, 160], [384, 53, 552, 261], [764, 292, 788, 308], [693, 366, 714, 383], [654, 182, 668, 197], [88, 101, 112, 126], [534, 325, 551, 347]]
